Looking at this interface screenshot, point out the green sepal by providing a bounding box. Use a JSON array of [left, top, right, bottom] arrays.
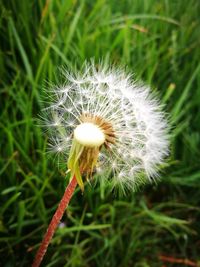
[[67, 139, 84, 191]]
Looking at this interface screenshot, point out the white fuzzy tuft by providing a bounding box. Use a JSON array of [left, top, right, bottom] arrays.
[[43, 62, 169, 192]]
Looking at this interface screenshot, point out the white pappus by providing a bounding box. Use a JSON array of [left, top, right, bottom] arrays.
[[42, 62, 169, 193]]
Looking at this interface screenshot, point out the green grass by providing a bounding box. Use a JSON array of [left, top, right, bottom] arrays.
[[1, 0, 200, 266]]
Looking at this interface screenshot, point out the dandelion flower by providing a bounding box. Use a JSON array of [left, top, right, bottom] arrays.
[[32, 62, 169, 267], [44, 62, 169, 192]]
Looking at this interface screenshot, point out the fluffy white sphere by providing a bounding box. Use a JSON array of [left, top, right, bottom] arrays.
[[43, 62, 169, 192]]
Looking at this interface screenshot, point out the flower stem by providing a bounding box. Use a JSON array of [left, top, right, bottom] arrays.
[[32, 175, 77, 267]]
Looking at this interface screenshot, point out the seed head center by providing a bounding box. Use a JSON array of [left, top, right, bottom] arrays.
[[74, 122, 105, 147]]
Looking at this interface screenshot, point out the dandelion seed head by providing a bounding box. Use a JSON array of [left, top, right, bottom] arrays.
[[42, 62, 169, 192]]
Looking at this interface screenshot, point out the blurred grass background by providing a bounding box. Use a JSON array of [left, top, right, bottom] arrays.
[[0, 0, 200, 266]]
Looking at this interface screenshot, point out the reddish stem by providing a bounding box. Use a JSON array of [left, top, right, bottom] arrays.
[[32, 175, 77, 267], [159, 255, 198, 267]]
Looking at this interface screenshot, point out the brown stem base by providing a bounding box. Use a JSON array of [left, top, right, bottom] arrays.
[[32, 175, 77, 267]]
